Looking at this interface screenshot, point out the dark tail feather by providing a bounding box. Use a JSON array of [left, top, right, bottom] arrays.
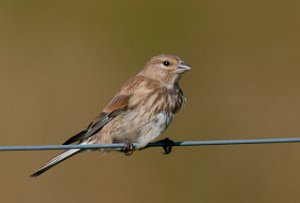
[[62, 129, 88, 145], [30, 148, 81, 177]]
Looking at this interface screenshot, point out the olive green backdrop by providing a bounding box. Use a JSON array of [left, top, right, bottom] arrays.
[[0, 0, 300, 202]]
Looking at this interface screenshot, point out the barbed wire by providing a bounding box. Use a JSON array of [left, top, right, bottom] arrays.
[[1, 137, 300, 151]]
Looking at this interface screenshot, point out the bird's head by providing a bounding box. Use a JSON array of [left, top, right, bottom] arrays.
[[140, 54, 191, 87]]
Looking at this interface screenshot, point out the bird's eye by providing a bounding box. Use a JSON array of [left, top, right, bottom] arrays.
[[163, 61, 170, 66]]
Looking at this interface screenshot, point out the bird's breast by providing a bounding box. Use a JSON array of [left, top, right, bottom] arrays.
[[128, 85, 185, 116]]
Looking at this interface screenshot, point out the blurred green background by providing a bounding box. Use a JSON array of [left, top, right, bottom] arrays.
[[0, 0, 300, 202]]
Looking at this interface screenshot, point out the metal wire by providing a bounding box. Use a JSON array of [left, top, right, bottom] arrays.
[[1, 137, 300, 151]]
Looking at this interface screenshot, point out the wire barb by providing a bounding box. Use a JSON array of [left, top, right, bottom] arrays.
[[1, 137, 300, 151]]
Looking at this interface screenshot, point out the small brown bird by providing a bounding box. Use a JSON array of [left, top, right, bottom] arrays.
[[30, 54, 191, 177]]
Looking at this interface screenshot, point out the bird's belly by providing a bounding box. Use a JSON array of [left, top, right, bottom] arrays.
[[105, 110, 174, 148]]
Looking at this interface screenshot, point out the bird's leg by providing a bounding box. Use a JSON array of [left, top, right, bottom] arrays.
[[120, 140, 134, 156], [156, 137, 175, 154]]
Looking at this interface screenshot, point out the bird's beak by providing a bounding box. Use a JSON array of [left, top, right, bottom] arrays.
[[176, 63, 191, 74]]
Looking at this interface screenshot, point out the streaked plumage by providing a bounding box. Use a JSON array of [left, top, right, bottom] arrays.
[[30, 54, 191, 177]]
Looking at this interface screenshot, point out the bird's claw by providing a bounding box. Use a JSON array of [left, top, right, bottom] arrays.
[[121, 141, 134, 156], [160, 137, 174, 154]]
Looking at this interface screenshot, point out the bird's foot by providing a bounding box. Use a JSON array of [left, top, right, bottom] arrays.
[[158, 137, 174, 154], [121, 141, 134, 156]]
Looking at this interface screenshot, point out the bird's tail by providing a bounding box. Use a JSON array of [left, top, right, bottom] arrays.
[[30, 148, 81, 177]]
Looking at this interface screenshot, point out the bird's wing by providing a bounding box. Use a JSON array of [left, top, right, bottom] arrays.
[[63, 94, 131, 145]]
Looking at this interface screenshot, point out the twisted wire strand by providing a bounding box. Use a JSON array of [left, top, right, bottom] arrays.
[[0, 137, 300, 151]]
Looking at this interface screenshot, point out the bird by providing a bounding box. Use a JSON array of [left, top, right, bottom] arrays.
[[30, 54, 191, 177]]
